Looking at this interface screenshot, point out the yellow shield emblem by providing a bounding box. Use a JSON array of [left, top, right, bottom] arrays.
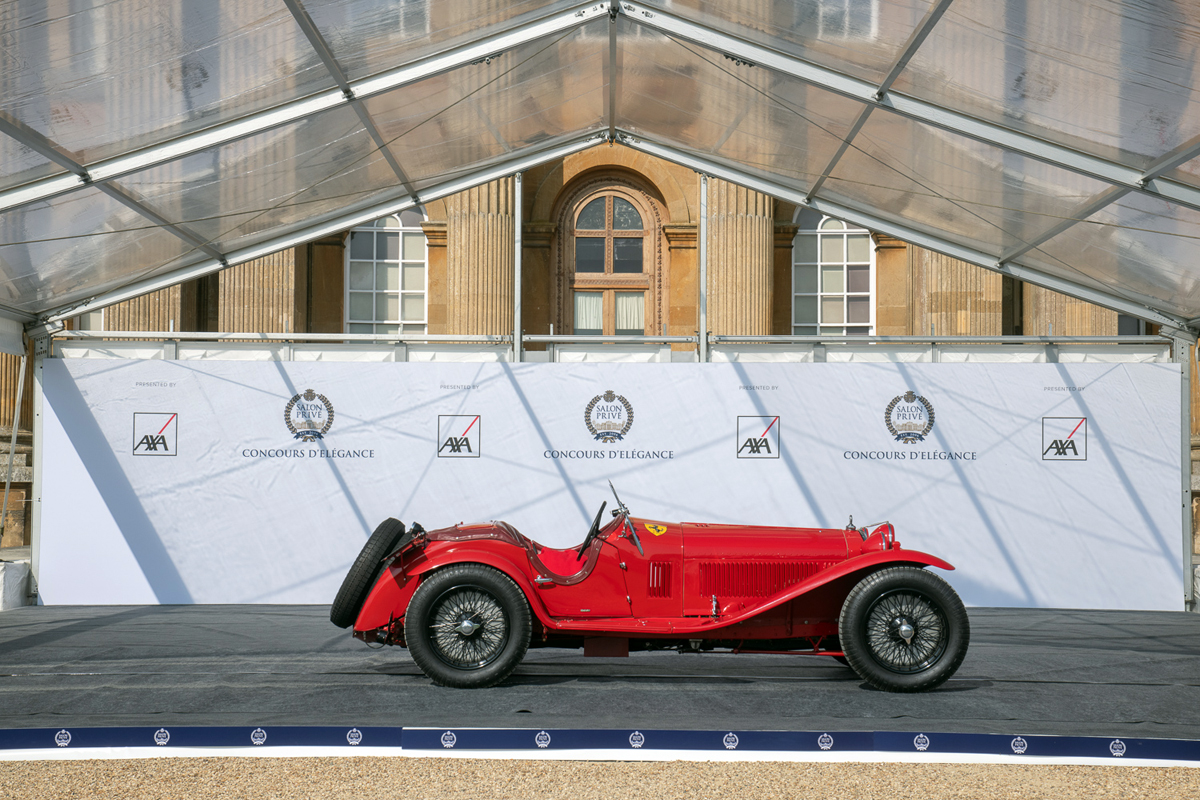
[[645, 524, 668, 536]]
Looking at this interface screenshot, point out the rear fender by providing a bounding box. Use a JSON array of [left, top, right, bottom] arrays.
[[354, 544, 555, 632]]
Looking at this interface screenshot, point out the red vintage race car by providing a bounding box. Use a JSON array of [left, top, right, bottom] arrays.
[[331, 484, 969, 692]]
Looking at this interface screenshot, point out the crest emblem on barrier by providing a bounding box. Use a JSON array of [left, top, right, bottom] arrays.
[[535, 731, 552, 748], [54, 730, 71, 747], [1109, 739, 1126, 757], [817, 733, 834, 751], [913, 733, 930, 751], [250, 728, 268, 746], [441, 731, 457, 748], [723, 733, 739, 750], [884, 391, 935, 444], [154, 728, 170, 746], [285, 389, 334, 442], [1011, 737, 1028, 755], [585, 390, 634, 442], [629, 731, 645, 749], [346, 728, 363, 746]]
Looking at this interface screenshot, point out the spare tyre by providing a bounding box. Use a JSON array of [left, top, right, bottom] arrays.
[[329, 518, 407, 628]]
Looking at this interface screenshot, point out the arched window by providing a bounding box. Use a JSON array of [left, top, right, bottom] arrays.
[[792, 209, 874, 335], [569, 191, 652, 336], [345, 208, 426, 334]]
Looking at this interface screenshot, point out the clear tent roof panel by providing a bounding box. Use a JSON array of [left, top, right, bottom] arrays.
[[0, 133, 65, 194], [115, 103, 400, 254], [0, 0, 337, 167], [365, 21, 607, 182], [615, 19, 866, 188], [0, 186, 199, 312], [303, 0, 582, 83], [822, 112, 1113, 255], [639, 0, 933, 87], [1, 1, 1200, 329], [896, 0, 1200, 172], [1026, 191, 1200, 319]]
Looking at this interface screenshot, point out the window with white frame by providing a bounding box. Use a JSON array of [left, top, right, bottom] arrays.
[[345, 209, 427, 335], [792, 210, 874, 336], [817, 0, 879, 40]]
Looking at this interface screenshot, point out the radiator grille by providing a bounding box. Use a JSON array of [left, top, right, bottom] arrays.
[[648, 561, 673, 597], [698, 561, 825, 597]]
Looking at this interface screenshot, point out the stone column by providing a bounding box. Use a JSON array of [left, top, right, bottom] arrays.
[[445, 177, 515, 335], [705, 179, 773, 335]]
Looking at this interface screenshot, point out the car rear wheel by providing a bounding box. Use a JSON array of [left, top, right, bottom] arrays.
[[330, 518, 408, 629], [405, 564, 531, 688], [838, 567, 969, 692]]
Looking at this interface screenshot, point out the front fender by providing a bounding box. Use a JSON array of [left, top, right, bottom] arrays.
[[689, 548, 955, 633], [354, 543, 557, 632]]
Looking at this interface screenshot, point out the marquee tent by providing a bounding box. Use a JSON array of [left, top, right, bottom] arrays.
[[2, 0, 1200, 358]]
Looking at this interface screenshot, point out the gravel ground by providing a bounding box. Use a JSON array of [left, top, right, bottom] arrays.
[[1, 759, 1198, 800]]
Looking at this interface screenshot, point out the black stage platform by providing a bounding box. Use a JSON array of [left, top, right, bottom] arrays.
[[1, 606, 1197, 740]]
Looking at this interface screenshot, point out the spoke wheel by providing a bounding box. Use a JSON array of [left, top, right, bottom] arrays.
[[405, 564, 531, 688], [862, 590, 947, 674], [839, 567, 969, 693], [427, 586, 510, 670]]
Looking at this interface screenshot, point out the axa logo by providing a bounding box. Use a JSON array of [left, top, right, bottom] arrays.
[[1042, 417, 1086, 461], [438, 415, 481, 458], [133, 413, 178, 456], [737, 416, 780, 459]]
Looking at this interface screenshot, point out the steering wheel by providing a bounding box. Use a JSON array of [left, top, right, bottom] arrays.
[[576, 501, 607, 560]]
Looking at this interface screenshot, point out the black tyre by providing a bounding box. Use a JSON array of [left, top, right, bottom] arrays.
[[838, 567, 969, 692], [329, 518, 407, 629], [405, 564, 531, 688]]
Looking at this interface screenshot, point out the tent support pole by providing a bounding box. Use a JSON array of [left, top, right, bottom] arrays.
[[1184, 336, 1197, 611], [699, 174, 708, 363], [513, 172, 523, 363]]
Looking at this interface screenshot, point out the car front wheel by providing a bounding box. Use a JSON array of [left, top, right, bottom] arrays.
[[838, 567, 969, 692], [405, 564, 531, 688]]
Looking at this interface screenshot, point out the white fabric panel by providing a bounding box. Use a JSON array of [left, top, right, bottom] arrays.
[[825, 346, 934, 363], [710, 346, 817, 362], [1055, 346, 1171, 363], [290, 345, 399, 362], [405, 345, 510, 362], [40, 359, 1183, 610], [0, 316, 24, 356], [57, 342, 167, 360], [555, 345, 670, 362], [178, 343, 288, 361], [938, 346, 1050, 363]]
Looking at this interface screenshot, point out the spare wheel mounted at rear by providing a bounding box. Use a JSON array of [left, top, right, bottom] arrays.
[[330, 518, 408, 629]]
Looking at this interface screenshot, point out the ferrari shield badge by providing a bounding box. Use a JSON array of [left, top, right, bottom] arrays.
[[645, 524, 667, 536]]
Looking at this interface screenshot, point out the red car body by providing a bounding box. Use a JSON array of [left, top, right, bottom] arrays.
[[333, 492, 970, 692]]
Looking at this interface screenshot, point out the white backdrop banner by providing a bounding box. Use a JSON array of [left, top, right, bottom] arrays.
[[40, 358, 1183, 609]]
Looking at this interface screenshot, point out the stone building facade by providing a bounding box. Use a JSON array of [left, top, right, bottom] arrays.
[[1, 146, 1197, 555]]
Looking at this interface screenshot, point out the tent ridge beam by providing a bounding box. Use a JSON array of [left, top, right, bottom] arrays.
[[41, 133, 607, 324], [620, 1, 1200, 217], [618, 132, 1187, 330], [0, 1, 606, 216]]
